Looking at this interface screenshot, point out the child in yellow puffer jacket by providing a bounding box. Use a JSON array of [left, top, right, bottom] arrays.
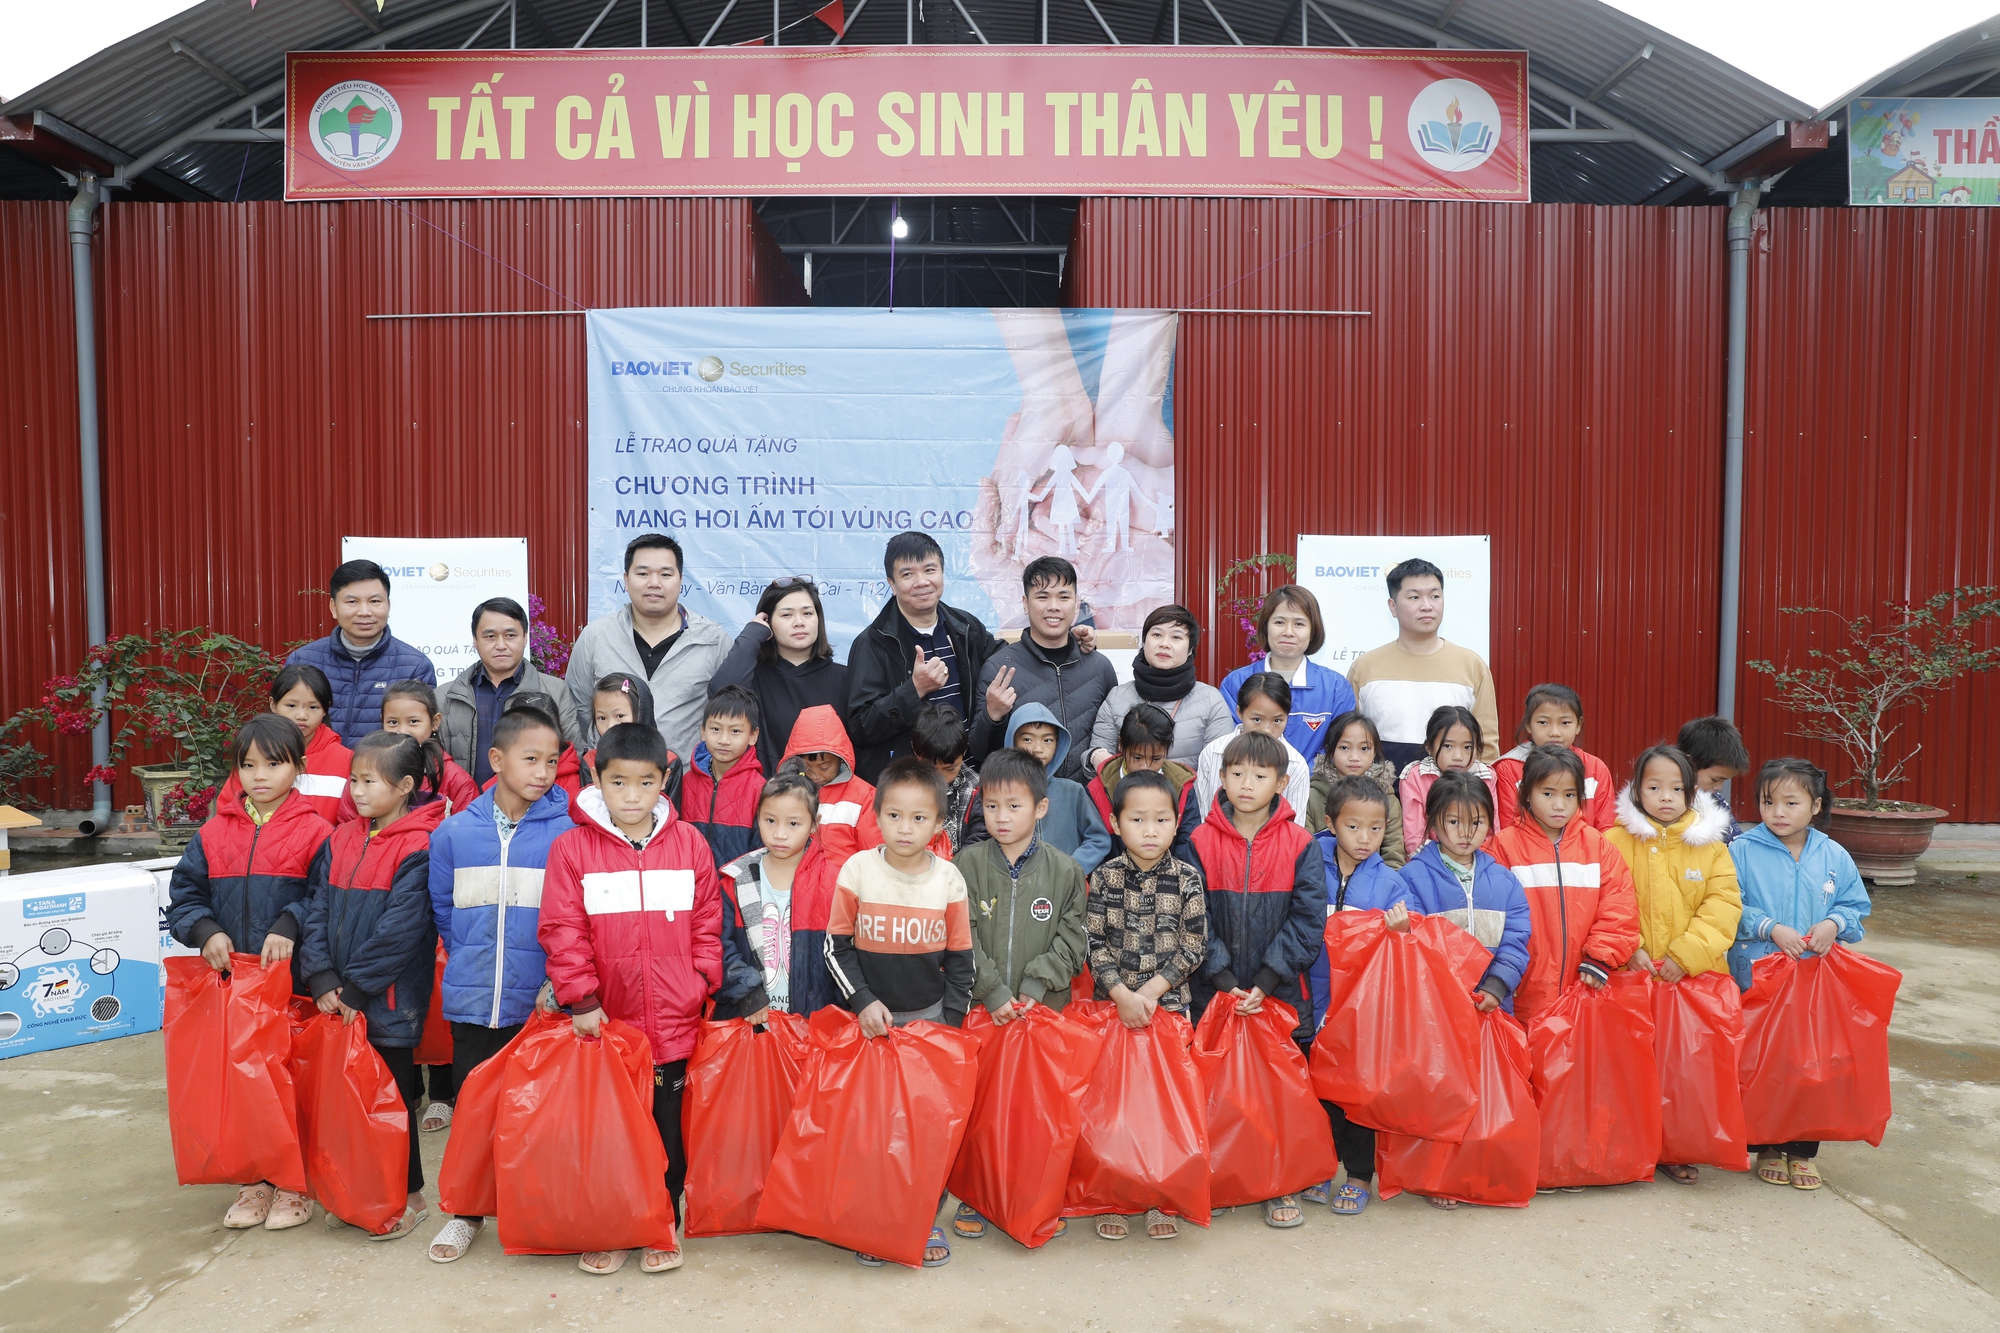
[[1606, 746, 1742, 983], [1606, 744, 1743, 1185]]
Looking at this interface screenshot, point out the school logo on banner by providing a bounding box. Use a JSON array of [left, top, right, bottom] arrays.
[[1408, 79, 1500, 172], [311, 80, 402, 170]]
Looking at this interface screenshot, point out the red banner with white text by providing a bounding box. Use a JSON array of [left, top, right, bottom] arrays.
[[284, 46, 1528, 200]]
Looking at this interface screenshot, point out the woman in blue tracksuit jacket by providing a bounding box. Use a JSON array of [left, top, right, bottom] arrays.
[[1351, 839, 1531, 1013]]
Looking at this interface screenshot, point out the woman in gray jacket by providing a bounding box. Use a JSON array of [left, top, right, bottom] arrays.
[[1085, 604, 1234, 773]]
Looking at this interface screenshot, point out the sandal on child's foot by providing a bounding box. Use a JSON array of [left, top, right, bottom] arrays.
[[580, 1249, 631, 1275], [952, 1203, 987, 1239], [1301, 1179, 1333, 1207], [428, 1217, 482, 1263], [1095, 1217, 1129, 1241], [1558, 1186, 1585, 1194], [1331, 1182, 1371, 1216], [640, 1245, 682, 1273], [1659, 1163, 1700, 1186], [1756, 1154, 1790, 1186], [368, 1196, 428, 1242], [264, 1189, 313, 1230], [419, 1101, 453, 1133], [1788, 1158, 1823, 1191], [223, 1183, 275, 1229], [1422, 1194, 1460, 1211], [855, 1251, 887, 1266], [1262, 1196, 1305, 1228], [1145, 1208, 1179, 1240], [922, 1226, 952, 1266]]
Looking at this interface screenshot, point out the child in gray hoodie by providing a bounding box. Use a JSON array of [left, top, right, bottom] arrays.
[[959, 703, 1112, 874]]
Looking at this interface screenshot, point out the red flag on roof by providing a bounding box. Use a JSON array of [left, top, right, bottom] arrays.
[[815, 0, 846, 36]]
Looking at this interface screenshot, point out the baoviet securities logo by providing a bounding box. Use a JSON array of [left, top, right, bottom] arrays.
[[311, 80, 402, 170]]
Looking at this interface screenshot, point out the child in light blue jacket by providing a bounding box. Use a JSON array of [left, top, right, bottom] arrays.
[[1727, 757, 1871, 1191]]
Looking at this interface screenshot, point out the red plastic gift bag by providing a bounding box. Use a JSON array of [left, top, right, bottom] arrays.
[[947, 1005, 1106, 1247], [1060, 1001, 1212, 1226], [755, 1009, 980, 1267], [1739, 946, 1901, 1147], [1309, 912, 1490, 1143], [681, 1011, 814, 1238], [162, 955, 306, 1193], [435, 1008, 563, 1219], [493, 1018, 678, 1255], [289, 1011, 411, 1233], [1653, 972, 1749, 1170], [1192, 998, 1337, 1207], [1377, 1009, 1540, 1207], [1530, 969, 1661, 1188], [411, 944, 452, 1066]]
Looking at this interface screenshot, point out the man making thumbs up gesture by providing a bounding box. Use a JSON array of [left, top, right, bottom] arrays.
[[845, 532, 1003, 782]]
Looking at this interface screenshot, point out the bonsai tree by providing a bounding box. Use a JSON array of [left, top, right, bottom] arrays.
[[27, 629, 284, 805], [1749, 586, 2000, 808]]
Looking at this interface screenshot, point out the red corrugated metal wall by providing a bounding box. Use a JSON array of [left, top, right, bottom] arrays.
[[1737, 209, 2000, 820], [6, 197, 1997, 818], [0, 204, 90, 792], [1070, 198, 1730, 797], [0, 197, 801, 807]]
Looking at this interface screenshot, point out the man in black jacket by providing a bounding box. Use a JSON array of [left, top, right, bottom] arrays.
[[969, 556, 1118, 783], [845, 532, 1001, 782]]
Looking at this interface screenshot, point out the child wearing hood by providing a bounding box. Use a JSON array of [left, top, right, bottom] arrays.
[[1604, 743, 1740, 1186], [778, 703, 884, 868], [959, 703, 1113, 873]]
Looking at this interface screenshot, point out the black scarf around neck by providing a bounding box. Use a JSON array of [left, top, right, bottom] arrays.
[[1131, 655, 1196, 703]]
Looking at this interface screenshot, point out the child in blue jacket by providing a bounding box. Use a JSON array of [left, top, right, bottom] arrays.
[[1306, 774, 1404, 1217], [960, 704, 1113, 873], [1353, 770, 1531, 1014], [1728, 758, 1872, 1191], [425, 707, 573, 1262]]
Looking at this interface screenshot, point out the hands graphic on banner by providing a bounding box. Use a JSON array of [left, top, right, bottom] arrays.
[[973, 311, 1177, 633]]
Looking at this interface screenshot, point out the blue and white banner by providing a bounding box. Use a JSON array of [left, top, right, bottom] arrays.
[[586, 308, 1177, 651]]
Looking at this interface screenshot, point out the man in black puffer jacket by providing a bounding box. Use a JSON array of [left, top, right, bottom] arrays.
[[845, 532, 1001, 782]]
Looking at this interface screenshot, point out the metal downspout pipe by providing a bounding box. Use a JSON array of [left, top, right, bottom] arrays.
[[1717, 183, 1762, 720], [67, 175, 113, 837]]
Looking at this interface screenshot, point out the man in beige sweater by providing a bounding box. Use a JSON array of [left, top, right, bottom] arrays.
[[1344, 558, 1500, 774]]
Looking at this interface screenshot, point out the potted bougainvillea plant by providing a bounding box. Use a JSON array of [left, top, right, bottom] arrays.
[[28, 630, 283, 847], [1750, 586, 2000, 886]]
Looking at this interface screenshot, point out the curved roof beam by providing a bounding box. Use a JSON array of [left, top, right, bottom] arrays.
[[110, 0, 500, 188], [1315, 0, 1727, 190]]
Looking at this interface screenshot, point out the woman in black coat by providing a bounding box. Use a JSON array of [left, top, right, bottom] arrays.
[[709, 577, 848, 775]]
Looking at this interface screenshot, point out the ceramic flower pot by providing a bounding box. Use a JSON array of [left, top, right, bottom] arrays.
[[1825, 801, 1946, 887]]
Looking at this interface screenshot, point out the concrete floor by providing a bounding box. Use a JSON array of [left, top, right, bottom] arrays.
[[4, 874, 1996, 1333]]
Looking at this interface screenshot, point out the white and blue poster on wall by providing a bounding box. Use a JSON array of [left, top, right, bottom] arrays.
[[585, 307, 1178, 651]]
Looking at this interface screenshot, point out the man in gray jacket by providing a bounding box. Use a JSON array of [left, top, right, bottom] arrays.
[[969, 556, 1118, 783], [564, 533, 727, 762], [439, 596, 580, 785]]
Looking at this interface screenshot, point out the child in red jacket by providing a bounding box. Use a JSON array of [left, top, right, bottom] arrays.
[[270, 664, 351, 823], [682, 686, 766, 868], [779, 704, 886, 867], [538, 723, 723, 1278], [1493, 684, 1618, 832], [1487, 744, 1640, 1028]]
